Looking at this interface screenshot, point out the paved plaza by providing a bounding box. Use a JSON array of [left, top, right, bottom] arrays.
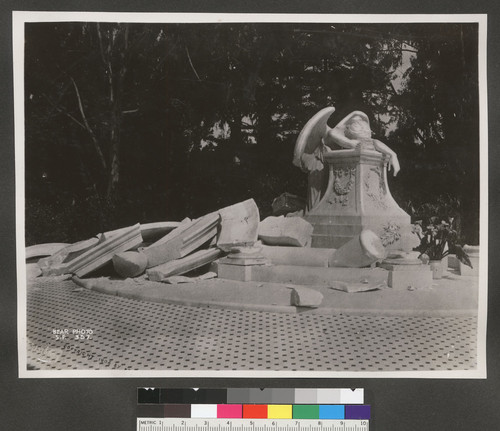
[[26, 278, 478, 372]]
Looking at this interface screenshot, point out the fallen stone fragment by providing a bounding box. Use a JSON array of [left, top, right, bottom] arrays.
[[289, 285, 324, 307], [146, 218, 192, 246], [43, 224, 143, 277], [329, 229, 386, 268], [258, 215, 313, 247], [271, 192, 306, 216], [112, 251, 148, 278], [142, 213, 219, 268], [26, 263, 42, 280], [104, 221, 182, 243], [26, 243, 69, 261], [147, 248, 223, 282], [217, 199, 260, 251], [38, 236, 102, 270]]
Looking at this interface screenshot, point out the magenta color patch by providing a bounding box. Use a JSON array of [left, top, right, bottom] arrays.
[[217, 404, 243, 418]]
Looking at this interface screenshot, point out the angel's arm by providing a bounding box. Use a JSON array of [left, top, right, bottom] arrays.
[[372, 139, 400, 176], [323, 125, 359, 150]]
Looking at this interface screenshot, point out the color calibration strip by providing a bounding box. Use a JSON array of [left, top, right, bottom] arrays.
[[137, 388, 369, 420], [138, 403, 370, 419], [138, 388, 364, 405]]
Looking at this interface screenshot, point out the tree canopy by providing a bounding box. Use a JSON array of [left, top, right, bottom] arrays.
[[24, 21, 480, 245]]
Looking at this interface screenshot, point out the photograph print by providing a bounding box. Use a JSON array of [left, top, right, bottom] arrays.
[[15, 12, 487, 378]]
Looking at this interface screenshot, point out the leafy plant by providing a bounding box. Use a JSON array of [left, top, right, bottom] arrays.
[[412, 217, 472, 267]]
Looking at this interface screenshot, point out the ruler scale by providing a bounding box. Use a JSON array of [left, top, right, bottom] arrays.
[[137, 419, 369, 431]]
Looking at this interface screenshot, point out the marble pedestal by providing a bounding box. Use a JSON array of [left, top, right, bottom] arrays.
[[303, 147, 412, 251]]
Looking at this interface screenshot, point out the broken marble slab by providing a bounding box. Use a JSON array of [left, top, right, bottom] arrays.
[[258, 215, 313, 247], [147, 248, 223, 282], [37, 236, 102, 270], [115, 199, 259, 277], [112, 251, 148, 278], [26, 243, 69, 262], [42, 224, 143, 277], [26, 262, 42, 280], [104, 221, 182, 243], [216, 199, 260, 251], [271, 192, 306, 216], [142, 212, 220, 268], [328, 229, 386, 268], [146, 217, 192, 247]]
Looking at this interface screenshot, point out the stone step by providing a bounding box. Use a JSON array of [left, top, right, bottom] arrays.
[[214, 261, 388, 286], [311, 234, 355, 249], [260, 245, 335, 267], [310, 223, 362, 236]]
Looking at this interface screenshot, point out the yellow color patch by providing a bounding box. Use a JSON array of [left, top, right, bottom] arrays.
[[267, 404, 293, 419]]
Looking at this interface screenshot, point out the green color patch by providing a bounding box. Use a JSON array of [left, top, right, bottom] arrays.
[[292, 404, 320, 419]]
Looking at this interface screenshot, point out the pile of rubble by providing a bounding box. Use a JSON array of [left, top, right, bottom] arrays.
[[28, 200, 305, 272], [26, 198, 404, 308]]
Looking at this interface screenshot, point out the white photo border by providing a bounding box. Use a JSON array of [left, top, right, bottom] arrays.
[[14, 11, 488, 379]]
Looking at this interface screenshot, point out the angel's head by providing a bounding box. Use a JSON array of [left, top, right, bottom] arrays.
[[344, 115, 372, 140]]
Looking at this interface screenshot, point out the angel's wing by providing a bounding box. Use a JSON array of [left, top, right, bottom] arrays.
[[293, 107, 335, 168]]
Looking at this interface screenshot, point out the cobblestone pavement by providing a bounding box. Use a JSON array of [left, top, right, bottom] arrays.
[[26, 279, 477, 372]]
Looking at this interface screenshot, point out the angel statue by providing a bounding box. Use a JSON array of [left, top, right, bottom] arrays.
[[293, 107, 400, 211]]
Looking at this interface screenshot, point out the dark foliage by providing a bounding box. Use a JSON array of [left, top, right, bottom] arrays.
[[24, 22, 480, 246]]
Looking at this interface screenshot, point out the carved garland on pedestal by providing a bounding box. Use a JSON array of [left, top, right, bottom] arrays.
[[331, 167, 356, 206], [380, 221, 401, 247], [365, 167, 388, 209]]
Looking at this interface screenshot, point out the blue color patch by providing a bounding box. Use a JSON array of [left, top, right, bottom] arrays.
[[319, 404, 345, 419]]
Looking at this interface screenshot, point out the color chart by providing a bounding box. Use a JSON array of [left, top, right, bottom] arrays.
[[137, 388, 370, 430]]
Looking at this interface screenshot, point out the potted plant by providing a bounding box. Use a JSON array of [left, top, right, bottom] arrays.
[[412, 217, 472, 279]]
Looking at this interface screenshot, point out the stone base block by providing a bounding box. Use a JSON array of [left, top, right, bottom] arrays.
[[215, 262, 254, 282], [459, 257, 479, 276], [387, 266, 433, 290], [305, 214, 414, 251], [214, 261, 387, 286], [447, 255, 460, 270], [448, 255, 479, 276], [260, 245, 334, 267]]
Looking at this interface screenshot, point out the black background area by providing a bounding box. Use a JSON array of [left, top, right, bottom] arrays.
[[1, 2, 499, 431]]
